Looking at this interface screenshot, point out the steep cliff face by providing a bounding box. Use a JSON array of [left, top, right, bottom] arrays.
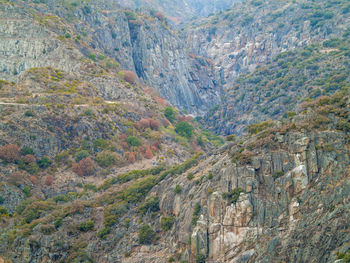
[[0, 0, 220, 113]]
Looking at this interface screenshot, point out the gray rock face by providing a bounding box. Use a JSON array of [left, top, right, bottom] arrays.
[[145, 127, 350, 263], [0, 1, 221, 113], [128, 18, 220, 112]]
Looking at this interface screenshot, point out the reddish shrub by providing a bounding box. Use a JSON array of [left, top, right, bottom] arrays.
[[178, 115, 193, 122], [123, 70, 138, 84], [72, 157, 94, 176], [0, 144, 20, 162], [149, 119, 160, 130], [45, 176, 53, 186], [144, 147, 153, 159], [120, 134, 127, 140], [154, 96, 166, 106], [30, 176, 38, 185], [152, 141, 161, 150], [24, 154, 36, 163], [162, 118, 170, 127], [151, 145, 157, 152], [138, 118, 151, 130], [127, 152, 136, 163]]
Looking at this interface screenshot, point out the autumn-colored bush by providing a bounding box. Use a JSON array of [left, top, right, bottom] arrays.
[[0, 144, 20, 162], [72, 157, 94, 176], [24, 154, 36, 164], [162, 118, 170, 127], [123, 70, 138, 84], [45, 176, 53, 186], [127, 152, 136, 163], [149, 119, 160, 130], [154, 96, 166, 106], [178, 115, 193, 122], [135, 118, 150, 130], [30, 176, 38, 185], [135, 118, 160, 131], [144, 147, 153, 159]]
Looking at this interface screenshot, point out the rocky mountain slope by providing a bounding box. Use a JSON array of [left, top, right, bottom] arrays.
[[0, 90, 348, 263], [186, 0, 350, 87], [0, 0, 350, 262], [203, 38, 350, 135], [0, 0, 220, 113]]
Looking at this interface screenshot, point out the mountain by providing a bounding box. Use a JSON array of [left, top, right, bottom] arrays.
[[0, 0, 350, 262]]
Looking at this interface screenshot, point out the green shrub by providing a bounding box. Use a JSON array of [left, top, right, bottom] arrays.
[[88, 53, 97, 61], [55, 150, 69, 163], [40, 224, 56, 235], [138, 224, 155, 244], [83, 183, 97, 192], [248, 120, 273, 134], [24, 110, 34, 117], [174, 185, 182, 194], [196, 253, 206, 263], [0, 206, 8, 216], [187, 173, 194, 180], [164, 107, 176, 123], [23, 186, 31, 197], [75, 150, 89, 162], [37, 157, 52, 168], [78, 220, 94, 232], [93, 138, 108, 151], [84, 109, 94, 117], [0, 195, 4, 204], [175, 122, 194, 138], [97, 226, 111, 239], [138, 196, 160, 215], [160, 216, 174, 231], [191, 202, 201, 226], [222, 188, 244, 204], [126, 136, 141, 147], [95, 150, 118, 167], [104, 214, 118, 227], [272, 171, 284, 179], [21, 147, 35, 156]]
